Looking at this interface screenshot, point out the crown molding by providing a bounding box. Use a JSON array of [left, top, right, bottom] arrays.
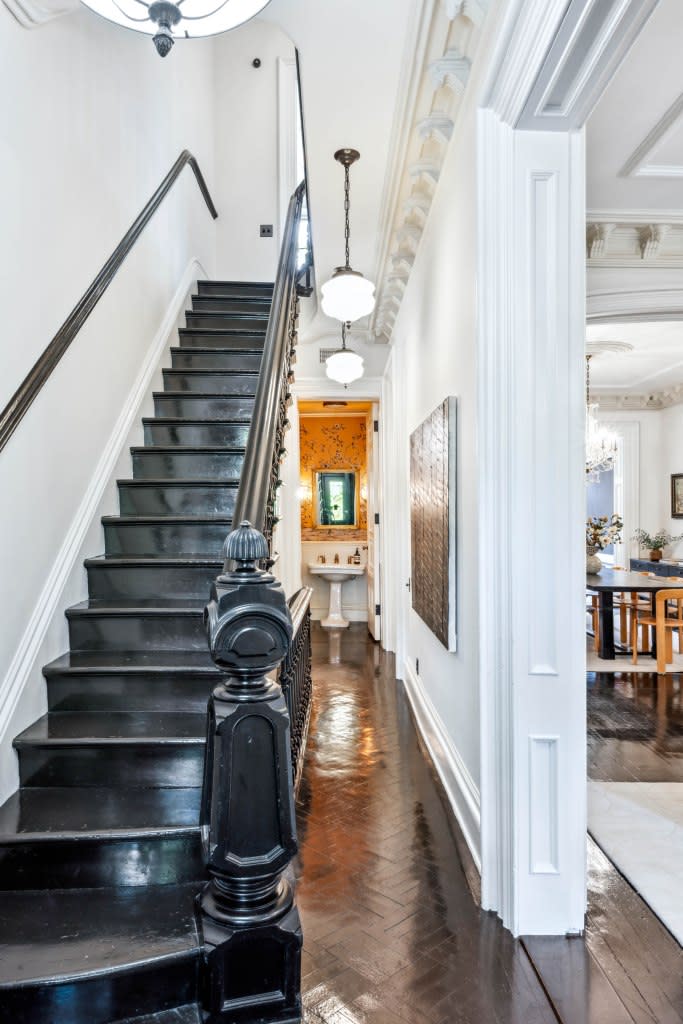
[[2, 0, 77, 26], [620, 92, 683, 179], [586, 217, 683, 267], [593, 388, 683, 411], [370, 0, 489, 344]]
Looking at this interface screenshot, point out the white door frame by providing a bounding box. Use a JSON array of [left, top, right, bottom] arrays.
[[477, 0, 660, 935]]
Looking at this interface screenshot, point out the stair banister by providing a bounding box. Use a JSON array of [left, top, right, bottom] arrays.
[[0, 149, 217, 455], [229, 180, 307, 554]]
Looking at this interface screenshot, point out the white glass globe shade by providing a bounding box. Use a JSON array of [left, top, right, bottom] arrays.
[[325, 349, 364, 386], [321, 269, 376, 322], [80, 0, 271, 39]]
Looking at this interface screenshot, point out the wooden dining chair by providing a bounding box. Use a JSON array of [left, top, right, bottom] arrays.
[[631, 587, 683, 673]]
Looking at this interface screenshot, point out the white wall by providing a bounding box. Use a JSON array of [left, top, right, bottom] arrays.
[[212, 20, 296, 281], [382, 62, 481, 854], [0, 7, 217, 798]]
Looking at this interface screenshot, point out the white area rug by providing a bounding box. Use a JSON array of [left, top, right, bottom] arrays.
[[587, 646, 683, 674], [588, 781, 683, 945]]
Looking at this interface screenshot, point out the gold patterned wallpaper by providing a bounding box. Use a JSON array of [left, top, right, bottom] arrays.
[[299, 415, 368, 541]]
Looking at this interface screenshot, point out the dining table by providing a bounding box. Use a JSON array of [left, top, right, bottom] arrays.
[[587, 568, 683, 660]]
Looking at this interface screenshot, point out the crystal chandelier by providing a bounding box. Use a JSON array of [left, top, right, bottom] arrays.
[[585, 355, 618, 480], [325, 322, 364, 386], [80, 0, 271, 57], [321, 149, 376, 322]]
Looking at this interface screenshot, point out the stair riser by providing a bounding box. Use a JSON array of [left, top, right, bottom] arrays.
[[67, 612, 206, 652], [154, 394, 255, 419], [0, 951, 199, 1024], [0, 834, 203, 889], [185, 313, 268, 330], [178, 330, 265, 349], [191, 295, 271, 314], [47, 675, 214, 713], [118, 481, 237, 515], [143, 421, 250, 447], [18, 744, 204, 787], [162, 370, 258, 395], [197, 280, 272, 298], [87, 562, 220, 600], [132, 451, 243, 481], [104, 521, 228, 557], [170, 349, 262, 371]]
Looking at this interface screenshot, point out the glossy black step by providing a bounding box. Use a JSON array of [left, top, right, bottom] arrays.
[[0, 786, 202, 889], [14, 712, 206, 787], [66, 600, 206, 652], [185, 310, 269, 331], [191, 294, 271, 315], [103, 516, 230, 557], [44, 651, 220, 713], [0, 884, 200, 1023], [143, 419, 250, 448], [162, 369, 259, 395], [131, 447, 243, 481], [170, 347, 262, 371], [177, 328, 265, 350], [154, 392, 254, 419], [86, 555, 222, 600], [117, 479, 238, 516], [197, 279, 272, 298]]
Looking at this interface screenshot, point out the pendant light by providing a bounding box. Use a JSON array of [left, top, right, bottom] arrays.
[[325, 322, 364, 386], [80, 0, 271, 57], [585, 355, 618, 480], [321, 149, 376, 322]]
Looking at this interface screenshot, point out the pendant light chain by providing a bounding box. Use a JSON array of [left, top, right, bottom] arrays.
[[344, 163, 351, 270], [586, 354, 591, 407]]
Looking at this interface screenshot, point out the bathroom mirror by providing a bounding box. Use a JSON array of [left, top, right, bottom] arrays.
[[315, 470, 358, 527]]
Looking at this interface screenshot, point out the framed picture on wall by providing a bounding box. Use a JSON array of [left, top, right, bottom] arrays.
[[672, 474, 683, 518]]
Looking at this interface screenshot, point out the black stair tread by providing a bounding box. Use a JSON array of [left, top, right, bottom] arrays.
[[200, 279, 273, 286], [84, 555, 223, 568], [169, 346, 263, 355], [0, 787, 201, 841], [130, 446, 246, 455], [154, 390, 259, 400], [66, 599, 206, 613], [102, 515, 232, 524], [116, 478, 239, 487], [44, 650, 219, 675], [142, 417, 251, 425], [14, 712, 206, 745], [177, 327, 266, 336], [163, 369, 259, 376], [0, 884, 199, 987], [191, 292, 270, 301]]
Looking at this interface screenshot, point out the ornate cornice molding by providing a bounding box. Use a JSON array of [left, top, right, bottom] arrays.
[[370, 0, 489, 343], [593, 388, 683, 411], [586, 212, 683, 267]]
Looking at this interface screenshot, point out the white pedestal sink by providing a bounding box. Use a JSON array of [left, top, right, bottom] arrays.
[[308, 564, 366, 629]]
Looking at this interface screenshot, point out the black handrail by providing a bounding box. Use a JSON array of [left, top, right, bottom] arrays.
[[230, 180, 307, 544], [0, 149, 217, 454]]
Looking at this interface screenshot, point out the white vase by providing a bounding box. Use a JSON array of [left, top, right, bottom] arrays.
[[586, 548, 602, 575]]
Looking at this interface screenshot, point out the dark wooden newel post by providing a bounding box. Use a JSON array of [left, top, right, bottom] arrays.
[[198, 521, 302, 1024]]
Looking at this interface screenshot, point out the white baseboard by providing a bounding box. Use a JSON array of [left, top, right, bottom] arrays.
[[402, 658, 482, 872], [0, 257, 207, 752]]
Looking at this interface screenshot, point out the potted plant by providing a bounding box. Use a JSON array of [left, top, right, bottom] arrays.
[[586, 515, 623, 575], [632, 528, 683, 562]]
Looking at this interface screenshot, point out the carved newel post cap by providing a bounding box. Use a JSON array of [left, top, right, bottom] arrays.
[[223, 520, 269, 569]]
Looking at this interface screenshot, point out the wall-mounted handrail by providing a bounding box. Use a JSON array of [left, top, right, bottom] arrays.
[[0, 149, 218, 455], [229, 180, 307, 547]]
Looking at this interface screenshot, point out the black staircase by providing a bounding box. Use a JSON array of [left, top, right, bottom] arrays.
[[0, 271, 312, 1021]]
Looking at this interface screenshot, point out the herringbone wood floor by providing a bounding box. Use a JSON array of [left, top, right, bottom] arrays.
[[294, 625, 556, 1024]]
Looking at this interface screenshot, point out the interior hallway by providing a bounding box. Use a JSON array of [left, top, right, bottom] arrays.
[[296, 624, 555, 1024]]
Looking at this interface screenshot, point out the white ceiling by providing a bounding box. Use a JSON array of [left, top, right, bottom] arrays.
[[587, 0, 683, 213], [262, 0, 414, 363], [587, 321, 683, 395]]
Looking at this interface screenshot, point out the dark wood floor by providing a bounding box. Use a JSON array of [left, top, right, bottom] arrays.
[[296, 624, 556, 1024]]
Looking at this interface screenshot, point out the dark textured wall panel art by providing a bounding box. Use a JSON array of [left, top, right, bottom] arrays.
[[410, 397, 457, 651]]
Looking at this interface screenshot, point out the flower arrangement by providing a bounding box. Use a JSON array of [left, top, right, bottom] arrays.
[[632, 528, 683, 553], [586, 514, 623, 552]]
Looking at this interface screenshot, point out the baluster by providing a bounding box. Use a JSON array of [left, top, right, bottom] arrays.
[[198, 520, 302, 1023]]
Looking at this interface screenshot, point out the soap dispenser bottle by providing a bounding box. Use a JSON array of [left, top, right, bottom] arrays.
[[353, 547, 361, 565]]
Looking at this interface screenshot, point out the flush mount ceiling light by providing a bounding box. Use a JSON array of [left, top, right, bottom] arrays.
[[321, 149, 376, 323], [80, 0, 271, 57], [325, 323, 364, 386]]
